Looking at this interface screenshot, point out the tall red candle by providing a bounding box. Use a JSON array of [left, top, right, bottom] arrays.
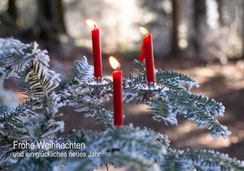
[[109, 56, 123, 126], [86, 20, 102, 79], [139, 27, 155, 84]]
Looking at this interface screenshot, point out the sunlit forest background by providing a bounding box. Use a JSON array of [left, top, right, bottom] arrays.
[[0, 0, 244, 160]]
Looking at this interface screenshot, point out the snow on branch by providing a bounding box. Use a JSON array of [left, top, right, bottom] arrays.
[[0, 38, 241, 170]]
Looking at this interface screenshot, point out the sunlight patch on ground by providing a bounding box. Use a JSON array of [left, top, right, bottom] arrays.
[[165, 120, 242, 149], [126, 104, 149, 115], [197, 134, 231, 148], [179, 62, 244, 90], [165, 121, 197, 140]]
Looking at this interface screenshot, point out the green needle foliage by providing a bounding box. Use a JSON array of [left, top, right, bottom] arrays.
[[0, 38, 243, 170]]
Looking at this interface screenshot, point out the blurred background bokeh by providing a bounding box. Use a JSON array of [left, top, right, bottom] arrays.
[[0, 0, 244, 160]]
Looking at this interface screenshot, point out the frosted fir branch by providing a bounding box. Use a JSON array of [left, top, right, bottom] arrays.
[[23, 60, 61, 98], [56, 59, 114, 129], [174, 91, 225, 117], [0, 116, 64, 169], [123, 74, 167, 103], [123, 60, 199, 104], [0, 99, 40, 123], [72, 56, 113, 101], [148, 90, 230, 137], [73, 56, 94, 82], [161, 149, 244, 171], [65, 125, 169, 168], [0, 38, 49, 79], [133, 59, 147, 76], [8, 126, 168, 171], [85, 125, 169, 159], [0, 38, 242, 170], [0, 106, 12, 117], [133, 59, 199, 91], [167, 90, 229, 137], [56, 79, 113, 129], [96, 152, 159, 170], [159, 153, 196, 171], [63, 92, 113, 128], [149, 99, 178, 125], [184, 150, 244, 171], [156, 69, 199, 91], [44, 92, 63, 118], [86, 79, 113, 101], [127, 60, 229, 137], [0, 38, 62, 120], [41, 93, 64, 138], [57, 78, 113, 103], [0, 38, 64, 152], [10, 150, 158, 171]]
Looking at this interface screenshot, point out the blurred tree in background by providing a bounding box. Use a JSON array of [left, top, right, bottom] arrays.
[[35, 0, 66, 40], [0, 0, 243, 61], [242, 0, 244, 58], [7, 0, 17, 26], [171, 0, 180, 56], [193, 0, 207, 58], [1, 0, 66, 42], [217, 0, 224, 26]]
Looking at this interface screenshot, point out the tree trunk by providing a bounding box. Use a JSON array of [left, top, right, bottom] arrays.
[[216, 0, 224, 27], [36, 0, 66, 40], [171, 0, 180, 56], [242, 0, 244, 59], [193, 0, 207, 57], [193, 0, 207, 32], [57, 0, 66, 33], [7, 0, 17, 24]]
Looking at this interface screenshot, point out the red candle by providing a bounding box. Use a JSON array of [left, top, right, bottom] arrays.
[[139, 27, 155, 84], [86, 20, 102, 79], [109, 56, 123, 126]]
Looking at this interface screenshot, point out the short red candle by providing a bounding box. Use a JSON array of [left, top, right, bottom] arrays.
[[109, 56, 123, 127], [112, 69, 123, 126], [91, 27, 102, 79], [139, 29, 156, 84]]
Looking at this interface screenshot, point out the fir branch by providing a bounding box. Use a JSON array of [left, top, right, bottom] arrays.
[[133, 59, 199, 91], [133, 59, 147, 75], [0, 37, 242, 171], [148, 90, 230, 137], [84, 125, 169, 159], [24, 60, 61, 98], [161, 149, 244, 171], [73, 56, 94, 82], [130, 59, 229, 137], [9, 126, 168, 171], [184, 150, 244, 171], [149, 99, 178, 125], [62, 152, 159, 171], [156, 69, 199, 91], [0, 38, 49, 79], [64, 93, 113, 128], [0, 99, 40, 123]]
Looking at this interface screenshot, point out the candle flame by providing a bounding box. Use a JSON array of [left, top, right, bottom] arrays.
[[139, 26, 148, 36], [109, 56, 120, 70], [86, 19, 97, 29]]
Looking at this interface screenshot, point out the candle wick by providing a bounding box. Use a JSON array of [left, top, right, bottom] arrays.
[[94, 24, 97, 28]]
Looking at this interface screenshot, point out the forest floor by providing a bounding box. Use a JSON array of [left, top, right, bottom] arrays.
[[4, 49, 244, 160]]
